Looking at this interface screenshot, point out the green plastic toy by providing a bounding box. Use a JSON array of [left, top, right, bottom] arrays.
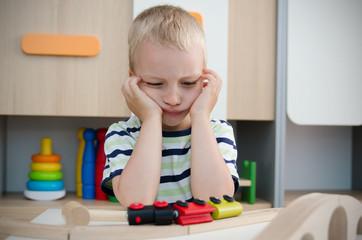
[[241, 160, 256, 204]]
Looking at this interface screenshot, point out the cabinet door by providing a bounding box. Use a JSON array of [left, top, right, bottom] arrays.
[[227, 0, 276, 120], [287, 0, 362, 126], [0, 0, 132, 117]]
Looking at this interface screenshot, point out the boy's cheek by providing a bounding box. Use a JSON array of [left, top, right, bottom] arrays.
[[138, 81, 149, 92], [139, 87, 160, 104], [191, 87, 203, 102]]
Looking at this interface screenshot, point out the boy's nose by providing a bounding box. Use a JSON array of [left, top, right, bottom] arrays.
[[163, 87, 181, 106]]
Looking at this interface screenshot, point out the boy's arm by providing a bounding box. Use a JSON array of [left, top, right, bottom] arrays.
[[190, 69, 234, 200], [112, 76, 162, 207]]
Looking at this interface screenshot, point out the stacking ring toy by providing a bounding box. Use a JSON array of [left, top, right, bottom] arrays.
[[29, 171, 63, 181], [27, 180, 64, 191], [24, 189, 66, 201], [30, 163, 62, 172], [31, 154, 61, 163]]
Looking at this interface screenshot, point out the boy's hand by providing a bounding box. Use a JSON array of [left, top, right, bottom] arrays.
[[190, 69, 222, 119], [122, 76, 162, 121]]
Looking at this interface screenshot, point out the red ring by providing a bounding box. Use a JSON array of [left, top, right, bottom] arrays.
[[154, 200, 168, 208], [129, 202, 144, 210]]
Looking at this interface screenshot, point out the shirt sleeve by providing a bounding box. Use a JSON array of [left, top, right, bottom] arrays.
[[211, 119, 240, 193], [100, 121, 138, 196]]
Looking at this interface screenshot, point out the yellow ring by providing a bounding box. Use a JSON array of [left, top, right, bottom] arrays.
[[31, 154, 61, 163], [30, 163, 62, 172]]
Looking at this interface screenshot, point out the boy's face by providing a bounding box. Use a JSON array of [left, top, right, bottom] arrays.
[[134, 40, 204, 131]]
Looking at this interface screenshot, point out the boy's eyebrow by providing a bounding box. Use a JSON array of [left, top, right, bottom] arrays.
[[140, 73, 202, 81]]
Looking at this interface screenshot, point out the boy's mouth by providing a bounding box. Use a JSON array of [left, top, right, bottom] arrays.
[[163, 109, 183, 116]]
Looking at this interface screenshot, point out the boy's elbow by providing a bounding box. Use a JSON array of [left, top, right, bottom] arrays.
[[112, 176, 157, 207], [115, 192, 156, 207]]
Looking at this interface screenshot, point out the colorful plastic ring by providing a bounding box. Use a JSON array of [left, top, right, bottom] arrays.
[[30, 163, 62, 172], [29, 171, 63, 181], [26, 180, 64, 191], [24, 189, 66, 201], [31, 154, 61, 163]]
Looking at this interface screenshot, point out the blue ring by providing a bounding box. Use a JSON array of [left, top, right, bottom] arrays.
[[26, 180, 64, 191]]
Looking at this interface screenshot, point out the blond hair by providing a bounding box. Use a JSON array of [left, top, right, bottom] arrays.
[[128, 5, 207, 72]]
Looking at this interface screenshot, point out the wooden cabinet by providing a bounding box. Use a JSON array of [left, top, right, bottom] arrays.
[[0, 0, 132, 117], [227, 0, 277, 120], [1, 0, 276, 120]]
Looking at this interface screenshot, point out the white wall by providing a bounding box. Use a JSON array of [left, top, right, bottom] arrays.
[[285, 117, 352, 190]]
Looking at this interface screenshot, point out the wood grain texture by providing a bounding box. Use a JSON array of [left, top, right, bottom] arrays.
[[227, 0, 277, 120], [0, 0, 132, 117], [255, 193, 362, 240], [0, 217, 71, 240]]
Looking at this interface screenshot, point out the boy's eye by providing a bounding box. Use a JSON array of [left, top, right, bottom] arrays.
[[145, 82, 163, 86], [182, 81, 197, 86]]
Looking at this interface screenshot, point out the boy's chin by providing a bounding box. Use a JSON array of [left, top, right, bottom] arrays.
[[162, 118, 191, 131]]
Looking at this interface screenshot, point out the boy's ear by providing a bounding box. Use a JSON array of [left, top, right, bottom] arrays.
[[129, 70, 133, 77]]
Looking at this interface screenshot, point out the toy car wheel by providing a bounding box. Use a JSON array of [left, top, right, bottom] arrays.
[[194, 198, 206, 205], [176, 200, 189, 207], [209, 196, 222, 204], [223, 195, 235, 202]]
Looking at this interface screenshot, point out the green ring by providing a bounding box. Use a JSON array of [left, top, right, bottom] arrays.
[[29, 171, 63, 181]]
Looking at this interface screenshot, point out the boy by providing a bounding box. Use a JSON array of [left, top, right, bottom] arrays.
[[101, 5, 239, 207]]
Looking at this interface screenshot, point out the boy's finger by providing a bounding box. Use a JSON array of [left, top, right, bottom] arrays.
[[121, 77, 132, 97], [203, 69, 222, 81], [128, 76, 142, 95]]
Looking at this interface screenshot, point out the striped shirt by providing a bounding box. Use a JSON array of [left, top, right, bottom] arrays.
[[101, 114, 239, 204]]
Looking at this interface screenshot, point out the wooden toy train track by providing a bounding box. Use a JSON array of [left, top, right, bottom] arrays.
[[0, 208, 279, 239], [0, 193, 361, 240]]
